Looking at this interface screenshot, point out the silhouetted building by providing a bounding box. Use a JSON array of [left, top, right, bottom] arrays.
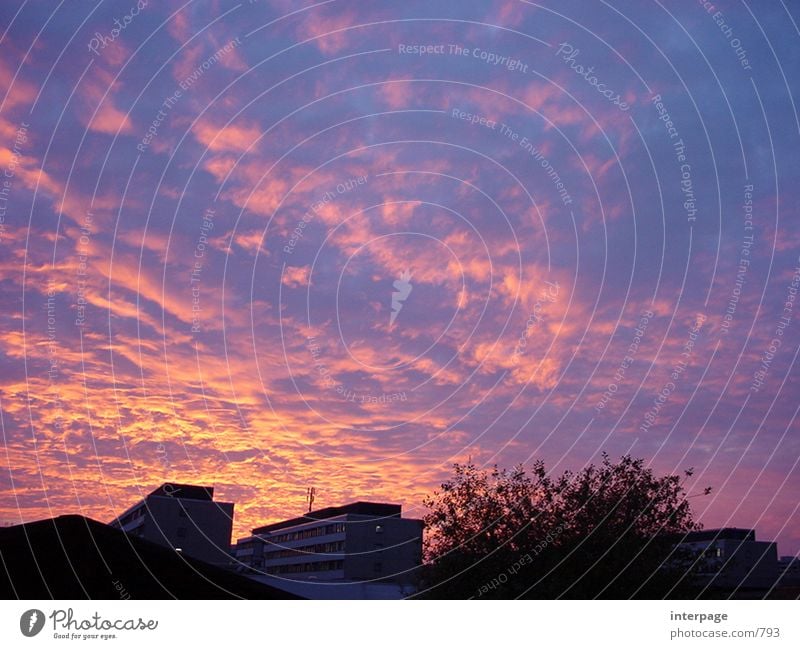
[[0, 515, 298, 599], [777, 556, 800, 587], [678, 528, 778, 590], [233, 502, 422, 586], [110, 483, 233, 565]]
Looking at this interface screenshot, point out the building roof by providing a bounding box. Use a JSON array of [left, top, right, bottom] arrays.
[[252, 501, 403, 534], [147, 483, 215, 501], [110, 483, 228, 526], [680, 528, 757, 543]]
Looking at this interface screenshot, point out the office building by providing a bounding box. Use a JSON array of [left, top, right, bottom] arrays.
[[233, 501, 423, 585], [110, 482, 234, 565], [677, 528, 778, 590], [777, 555, 800, 587]]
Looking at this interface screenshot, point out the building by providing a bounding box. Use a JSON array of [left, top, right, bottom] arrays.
[[233, 502, 423, 587], [677, 528, 778, 591], [109, 483, 234, 565], [0, 515, 297, 599], [777, 556, 800, 587]]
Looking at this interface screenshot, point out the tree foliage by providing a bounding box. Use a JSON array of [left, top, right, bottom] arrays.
[[420, 454, 709, 598]]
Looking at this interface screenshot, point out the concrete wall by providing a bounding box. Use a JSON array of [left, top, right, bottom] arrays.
[[140, 496, 234, 565], [342, 515, 423, 584], [684, 539, 778, 589]]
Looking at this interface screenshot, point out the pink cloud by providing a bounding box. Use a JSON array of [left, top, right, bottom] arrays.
[[192, 118, 262, 153], [281, 265, 310, 288]]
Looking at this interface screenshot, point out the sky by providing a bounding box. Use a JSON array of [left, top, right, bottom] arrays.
[[0, 0, 799, 555]]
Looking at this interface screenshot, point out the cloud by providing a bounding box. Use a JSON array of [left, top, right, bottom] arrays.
[[79, 66, 134, 135], [192, 118, 262, 153], [281, 265, 310, 288], [294, 7, 362, 55]]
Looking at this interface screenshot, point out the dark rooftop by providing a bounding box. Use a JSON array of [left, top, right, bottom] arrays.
[[680, 528, 757, 543], [0, 515, 300, 599], [148, 483, 215, 501], [253, 502, 403, 534]]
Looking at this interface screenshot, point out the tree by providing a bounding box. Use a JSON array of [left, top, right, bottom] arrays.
[[419, 454, 710, 599]]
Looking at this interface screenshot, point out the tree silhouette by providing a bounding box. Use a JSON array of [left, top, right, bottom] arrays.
[[419, 454, 710, 599]]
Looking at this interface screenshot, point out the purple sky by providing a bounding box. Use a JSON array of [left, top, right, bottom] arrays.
[[1, 0, 799, 555]]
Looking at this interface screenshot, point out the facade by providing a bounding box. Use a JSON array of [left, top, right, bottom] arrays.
[[233, 502, 423, 585], [678, 528, 778, 590], [777, 555, 800, 587], [109, 483, 234, 565]]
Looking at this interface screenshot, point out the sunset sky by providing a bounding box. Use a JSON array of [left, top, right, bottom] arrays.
[[1, 1, 799, 555]]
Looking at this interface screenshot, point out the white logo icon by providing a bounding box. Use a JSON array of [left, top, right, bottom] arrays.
[[390, 270, 413, 326], [20, 609, 45, 637]]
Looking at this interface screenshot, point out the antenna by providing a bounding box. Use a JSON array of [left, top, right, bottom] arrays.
[[307, 486, 316, 513]]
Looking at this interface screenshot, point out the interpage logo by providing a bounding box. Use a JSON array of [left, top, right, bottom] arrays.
[[20, 609, 45, 637]]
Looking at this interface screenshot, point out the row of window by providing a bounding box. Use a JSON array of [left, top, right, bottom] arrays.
[[267, 522, 346, 543], [265, 540, 345, 560], [121, 507, 191, 529], [266, 560, 344, 575], [250, 559, 385, 574], [118, 506, 145, 526]]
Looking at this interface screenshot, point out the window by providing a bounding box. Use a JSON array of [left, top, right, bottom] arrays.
[[267, 559, 343, 575], [179, 509, 187, 518], [177, 527, 187, 538], [373, 562, 383, 573], [264, 540, 345, 560]]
